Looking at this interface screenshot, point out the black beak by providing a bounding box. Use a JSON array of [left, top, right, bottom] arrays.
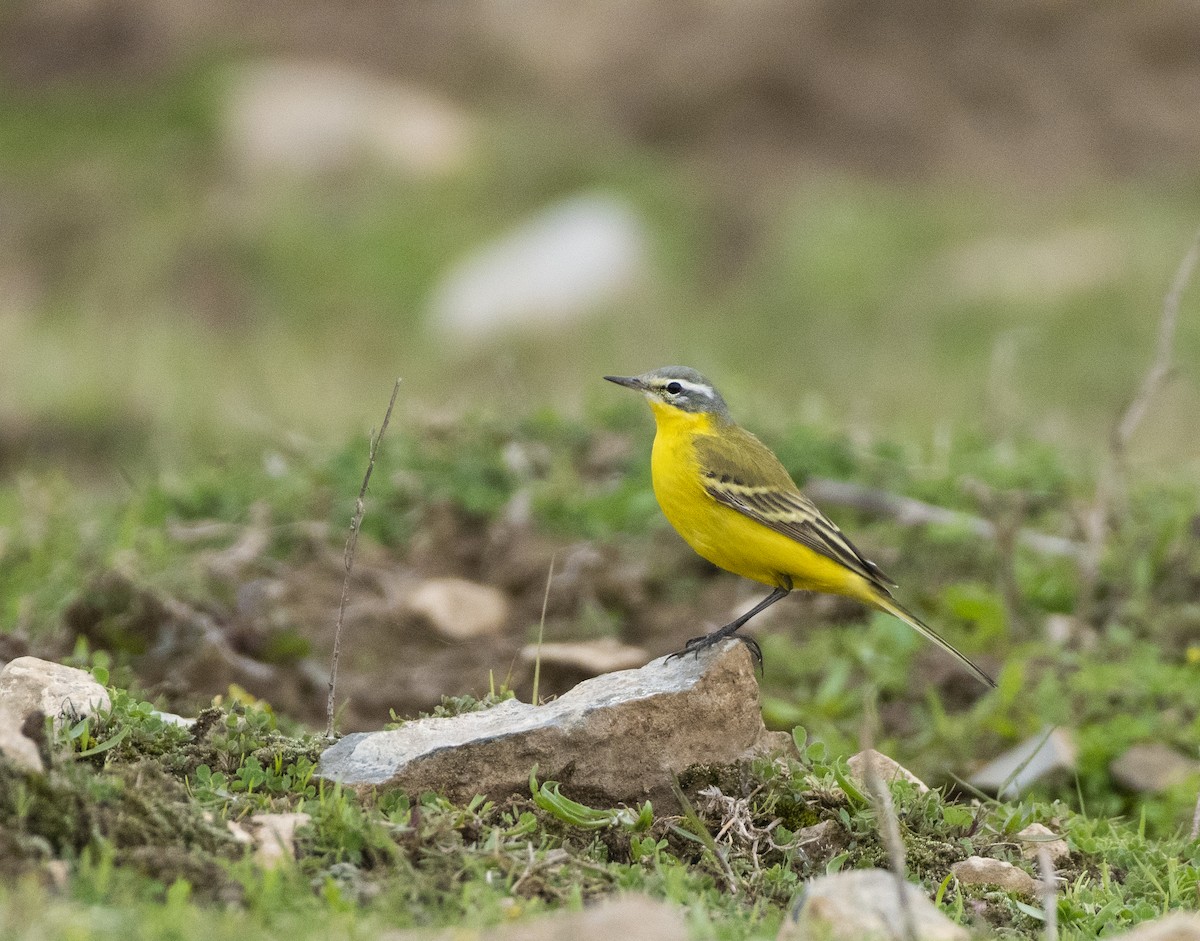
[[603, 375, 645, 390]]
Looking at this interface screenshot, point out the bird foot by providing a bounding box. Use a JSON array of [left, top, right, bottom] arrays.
[[666, 629, 763, 672]]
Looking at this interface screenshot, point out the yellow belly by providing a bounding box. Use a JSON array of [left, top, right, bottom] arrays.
[[649, 411, 861, 596]]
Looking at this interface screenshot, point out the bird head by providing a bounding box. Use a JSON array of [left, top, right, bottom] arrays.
[[604, 366, 731, 420]]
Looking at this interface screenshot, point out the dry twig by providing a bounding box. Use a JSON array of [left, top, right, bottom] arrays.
[[530, 553, 556, 706], [805, 477, 1083, 560], [1079, 226, 1200, 615], [1114, 227, 1200, 456], [862, 755, 918, 941], [325, 378, 402, 739]]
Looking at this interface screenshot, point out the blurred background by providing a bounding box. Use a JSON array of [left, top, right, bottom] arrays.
[[2, 0, 1200, 477]]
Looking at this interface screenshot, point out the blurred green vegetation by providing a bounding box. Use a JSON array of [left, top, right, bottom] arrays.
[[1, 61, 1199, 476]]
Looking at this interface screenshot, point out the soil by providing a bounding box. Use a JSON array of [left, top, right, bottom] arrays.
[[3, 0, 1199, 187], [43, 490, 887, 733]]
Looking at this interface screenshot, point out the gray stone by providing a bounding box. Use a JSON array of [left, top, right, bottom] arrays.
[[1105, 913, 1200, 941], [970, 727, 1077, 797], [428, 193, 649, 337], [1015, 823, 1069, 863], [224, 61, 473, 177], [950, 856, 1039, 896], [0, 656, 110, 731], [406, 578, 510, 641], [780, 869, 968, 940], [317, 641, 781, 809], [1110, 743, 1200, 794]]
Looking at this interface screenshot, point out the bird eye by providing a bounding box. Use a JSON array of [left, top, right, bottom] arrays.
[[665, 381, 683, 395]]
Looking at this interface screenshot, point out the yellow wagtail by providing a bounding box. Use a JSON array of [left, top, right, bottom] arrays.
[[605, 365, 996, 689]]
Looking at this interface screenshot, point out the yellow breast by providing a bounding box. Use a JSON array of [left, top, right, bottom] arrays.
[[648, 400, 862, 595]]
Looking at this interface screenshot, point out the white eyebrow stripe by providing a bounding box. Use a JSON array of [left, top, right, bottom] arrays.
[[665, 379, 714, 398]]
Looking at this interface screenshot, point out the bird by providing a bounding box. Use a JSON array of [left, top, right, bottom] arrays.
[[604, 366, 996, 689]]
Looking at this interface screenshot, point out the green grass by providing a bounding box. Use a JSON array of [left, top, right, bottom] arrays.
[[3, 676, 1200, 939]]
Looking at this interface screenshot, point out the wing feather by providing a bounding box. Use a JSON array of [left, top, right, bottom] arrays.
[[695, 429, 896, 593]]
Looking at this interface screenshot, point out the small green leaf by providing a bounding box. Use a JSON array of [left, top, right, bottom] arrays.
[[77, 725, 129, 757], [1013, 900, 1046, 921], [832, 767, 868, 806]]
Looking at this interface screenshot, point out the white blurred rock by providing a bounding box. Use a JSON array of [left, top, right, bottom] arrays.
[[951, 856, 1039, 896], [382, 894, 688, 941], [429, 193, 649, 336], [519, 637, 647, 675], [224, 61, 473, 177], [942, 227, 1126, 304], [780, 868, 968, 941], [1105, 913, 1200, 941], [970, 728, 1077, 798], [1110, 743, 1200, 794], [407, 578, 510, 640]]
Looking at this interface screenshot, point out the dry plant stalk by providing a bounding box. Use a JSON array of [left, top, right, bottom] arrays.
[[325, 378, 402, 739], [862, 755, 918, 941], [1079, 227, 1200, 613], [530, 553, 556, 706], [859, 705, 917, 941], [1037, 846, 1058, 941]]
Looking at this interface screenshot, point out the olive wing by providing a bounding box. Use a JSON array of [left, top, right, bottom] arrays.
[[695, 428, 896, 593]]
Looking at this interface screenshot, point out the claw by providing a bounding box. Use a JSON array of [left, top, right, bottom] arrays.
[[665, 630, 764, 673]]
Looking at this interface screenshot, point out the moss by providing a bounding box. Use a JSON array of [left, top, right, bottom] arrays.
[[0, 757, 238, 870]]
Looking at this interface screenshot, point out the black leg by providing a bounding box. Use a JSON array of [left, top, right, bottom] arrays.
[[667, 585, 791, 670]]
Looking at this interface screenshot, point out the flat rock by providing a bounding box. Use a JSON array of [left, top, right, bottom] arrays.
[[847, 749, 929, 794], [1110, 743, 1200, 793], [428, 192, 648, 337], [380, 894, 688, 941], [407, 578, 510, 641], [950, 856, 1039, 896], [1105, 913, 1200, 941], [1015, 823, 1069, 863], [970, 727, 1077, 797], [0, 656, 110, 731], [317, 641, 781, 809], [780, 868, 968, 940]]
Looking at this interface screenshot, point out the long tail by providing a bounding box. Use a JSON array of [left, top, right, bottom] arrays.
[[871, 595, 997, 690]]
